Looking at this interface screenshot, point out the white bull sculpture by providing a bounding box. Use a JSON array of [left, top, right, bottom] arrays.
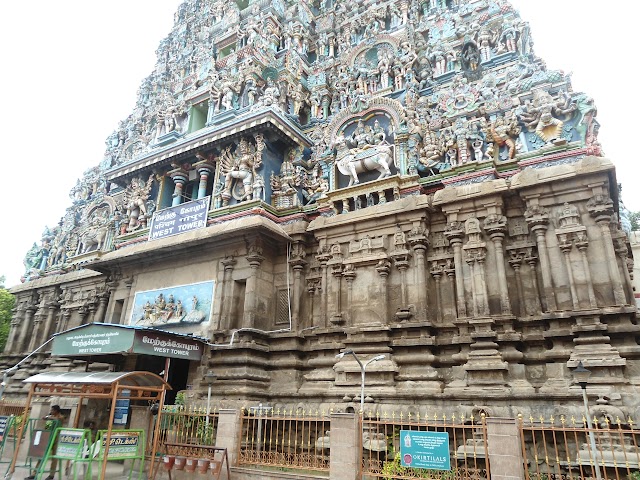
[[333, 134, 394, 186]]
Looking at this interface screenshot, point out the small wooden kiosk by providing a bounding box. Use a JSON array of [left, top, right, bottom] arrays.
[[7, 371, 170, 479]]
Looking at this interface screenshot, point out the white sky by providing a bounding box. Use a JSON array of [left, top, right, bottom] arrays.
[[0, 0, 637, 287]]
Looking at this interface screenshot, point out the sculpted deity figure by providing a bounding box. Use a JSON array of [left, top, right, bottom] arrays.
[[500, 21, 518, 53], [218, 135, 265, 206], [290, 83, 309, 116], [483, 113, 520, 159], [122, 174, 154, 232], [377, 51, 391, 89], [519, 89, 576, 143], [477, 26, 497, 62], [262, 78, 280, 108]]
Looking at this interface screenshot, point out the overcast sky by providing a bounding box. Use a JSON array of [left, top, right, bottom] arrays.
[[0, 0, 637, 287]]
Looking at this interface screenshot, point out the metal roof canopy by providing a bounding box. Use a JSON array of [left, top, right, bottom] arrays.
[[8, 370, 171, 479]]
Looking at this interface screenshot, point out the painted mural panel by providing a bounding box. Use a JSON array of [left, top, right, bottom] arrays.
[[129, 280, 215, 331]]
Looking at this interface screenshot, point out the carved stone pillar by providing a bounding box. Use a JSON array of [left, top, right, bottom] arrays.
[[524, 205, 556, 311], [6, 305, 25, 354], [557, 235, 579, 310], [316, 246, 331, 328], [94, 290, 110, 324], [28, 306, 46, 353], [221, 256, 237, 330], [390, 230, 412, 316], [523, 249, 542, 313], [375, 259, 390, 323], [508, 251, 526, 317], [587, 195, 627, 305], [555, 203, 595, 310], [42, 300, 60, 347], [575, 233, 597, 309], [242, 244, 264, 328], [289, 244, 307, 326], [119, 277, 135, 326], [168, 167, 189, 207], [194, 154, 215, 199], [342, 266, 356, 323], [18, 306, 36, 353], [429, 262, 444, 323], [408, 226, 429, 322], [326, 244, 344, 325], [463, 218, 489, 317], [614, 236, 635, 304], [444, 222, 467, 318], [59, 308, 72, 333], [484, 215, 511, 315]]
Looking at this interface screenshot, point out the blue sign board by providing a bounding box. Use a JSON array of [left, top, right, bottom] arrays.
[[400, 430, 451, 470], [113, 390, 130, 425], [148, 196, 210, 241]]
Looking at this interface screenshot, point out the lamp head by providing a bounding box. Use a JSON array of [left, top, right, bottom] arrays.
[[573, 361, 591, 388], [372, 355, 385, 362], [336, 349, 354, 359], [204, 371, 217, 385]]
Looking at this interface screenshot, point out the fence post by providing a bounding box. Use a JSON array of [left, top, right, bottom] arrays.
[[330, 412, 360, 480], [215, 409, 241, 466], [486, 417, 525, 480]]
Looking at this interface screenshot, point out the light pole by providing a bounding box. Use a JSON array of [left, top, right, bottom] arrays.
[[335, 349, 385, 416], [204, 371, 216, 425], [573, 361, 602, 480]]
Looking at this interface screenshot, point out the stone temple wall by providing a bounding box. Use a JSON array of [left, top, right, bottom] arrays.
[[4, 0, 637, 421]]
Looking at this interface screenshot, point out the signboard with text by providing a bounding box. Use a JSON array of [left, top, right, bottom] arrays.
[[132, 330, 203, 361], [55, 429, 87, 459], [400, 430, 450, 470], [148, 196, 210, 241], [52, 324, 134, 357], [97, 430, 144, 459]]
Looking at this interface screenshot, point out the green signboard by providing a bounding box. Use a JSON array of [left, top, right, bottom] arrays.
[[56, 429, 87, 459], [132, 330, 203, 360], [400, 430, 451, 470], [96, 429, 144, 459], [51, 323, 203, 360], [52, 324, 135, 356]]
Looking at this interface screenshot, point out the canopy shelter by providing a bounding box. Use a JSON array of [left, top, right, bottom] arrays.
[[8, 371, 171, 479]]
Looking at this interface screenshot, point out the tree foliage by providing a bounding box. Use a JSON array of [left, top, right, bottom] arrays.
[[0, 284, 15, 353], [629, 211, 640, 231]]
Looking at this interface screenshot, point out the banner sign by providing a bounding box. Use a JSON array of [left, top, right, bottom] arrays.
[[400, 430, 451, 470], [148, 196, 210, 241], [133, 330, 203, 361], [52, 324, 134, 356], [98, 430, 144, 459], [56, 429, 87, 459], [51, 323, 205, 360]]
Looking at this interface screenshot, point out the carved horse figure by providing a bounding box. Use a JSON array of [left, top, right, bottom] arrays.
[[333, 133, 394, 186]]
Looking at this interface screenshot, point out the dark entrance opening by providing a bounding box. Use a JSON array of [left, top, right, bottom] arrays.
[[134, 355, 189, 405]]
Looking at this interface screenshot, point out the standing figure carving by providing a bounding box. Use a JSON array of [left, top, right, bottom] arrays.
[[219, 135, 265, 206], [122, 174, 155, 233]]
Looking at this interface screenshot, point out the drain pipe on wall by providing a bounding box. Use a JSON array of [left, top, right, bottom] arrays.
[[207, 242, 317, 348]]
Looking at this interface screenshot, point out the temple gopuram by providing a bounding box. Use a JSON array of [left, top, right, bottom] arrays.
[[5, 0, 637, 420]]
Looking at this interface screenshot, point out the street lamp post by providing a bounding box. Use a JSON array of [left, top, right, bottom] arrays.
[[0, 366, 19, 401], [335, 349, 385, 416], [204, 371, 217, 425], [573, 361, 602, 480]]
